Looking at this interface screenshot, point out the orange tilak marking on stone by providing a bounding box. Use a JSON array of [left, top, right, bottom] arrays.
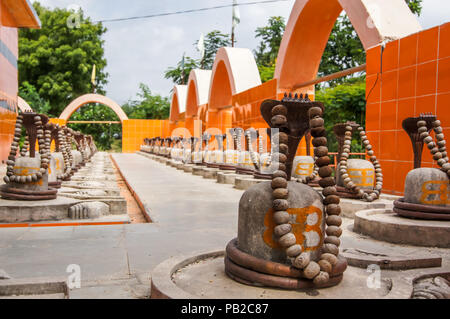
[[347, 168, 375, 187], [294, 162, 314, 176], [420, 180, 450, 205], [263, 206, 323, 252]]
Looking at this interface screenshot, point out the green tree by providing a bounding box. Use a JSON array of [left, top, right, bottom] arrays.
[[315, 80, 367, 153], [165, 30, 231, 85], [18, 82, 51, 114], [198, 30, 231, 69], [68, 104, 121, 151], [18, 2, 108, 117], [122, 83, 170, 119], [253, 16, 285, 83], [164, 55, 199, 85]]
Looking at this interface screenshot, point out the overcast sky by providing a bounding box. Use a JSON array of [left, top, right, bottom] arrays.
[[31, 0, 450, 105]]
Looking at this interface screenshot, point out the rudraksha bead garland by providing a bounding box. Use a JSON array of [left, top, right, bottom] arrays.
[[65, 130, 75, 166], [298, 157, 319, 184], [57, 127, 72, 180], [339, 125, 382, 202], [270, 104, 342, 286], [418, 119, 450, 177], [20, 135, 29, 157], [4, 115, 49, 184]]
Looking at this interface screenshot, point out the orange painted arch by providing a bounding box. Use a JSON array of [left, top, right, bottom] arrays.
[[186, 69, 212, 118], [208, 47, 261, 110], [275, 0, 422, 90], [59, 94, 128, 122], [17, 97, 33, 112], [169, 85, 187, 122]]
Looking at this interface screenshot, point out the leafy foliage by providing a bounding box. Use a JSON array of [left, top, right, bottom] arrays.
[[68, 104, 121, 151], [318, 0, 423, 86], [18, 82, 51, 115], [315, 80, 366, 153], [164, 55, 199, 86], [122, 83, 170, 119], [18, 2, 108, 117], [198, 30, 231, 69], [254, 16, 285, 82], [165, 30, 231, 85]]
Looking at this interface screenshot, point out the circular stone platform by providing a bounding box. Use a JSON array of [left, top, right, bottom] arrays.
[[354, 209, 450, 248], [151, 250, 413, 299], [340, 198, 394, 219], [0, 196, 80, 223]]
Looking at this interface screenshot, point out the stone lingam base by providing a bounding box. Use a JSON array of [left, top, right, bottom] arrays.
[[0, 196, 129, 224], [217, 171, 239, 184], [339, 197, 394, 219], [234, 176, 265, 190], [354, 209, 450, 248], [150, 250, 415, 299]]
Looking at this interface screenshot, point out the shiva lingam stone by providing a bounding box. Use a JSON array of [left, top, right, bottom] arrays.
[[141, 138, 149, 153], [334, 121, 382, 202], [222, 129, 240, 170], [73, 131, 88, 167], [1, 112, 58, 200], [159, 138, 167, 157], [292, 155, 316, 183], [166, 138, 173, 159], [153, 137, 160, 155], [169, 137, 179, 161], [212, 134, 226, 168], [219, 133, 236, 171], [225, 93, 347, 289], [235, 128, 256, 175], [86, 135, 97, 156], [155, 138, 162, 156], [166, 138, 174, 158], [393, 113, 450, 220], [206, 134, 223, 169], [51, 123, 73, 182], [63, 127, 82, 172], [253, 128, 277, 180], [47, 123, 64, 188], [292, 129, 321, 186], [181, 138, 192, 164], [150, 138, 155, 153], [202, 132, 214, 166], [191, 137, 204, 165]]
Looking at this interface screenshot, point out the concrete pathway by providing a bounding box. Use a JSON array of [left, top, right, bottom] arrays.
[[0, 153, 243, 297]]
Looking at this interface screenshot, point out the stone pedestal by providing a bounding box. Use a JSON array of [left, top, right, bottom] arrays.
[[192, 166, 205, 176], [354, 209, 450, 248], [217, 172, 238, 184], [182, 164, 194, 173], [234, 176, 264, 190], [201, 168, 219, 179]]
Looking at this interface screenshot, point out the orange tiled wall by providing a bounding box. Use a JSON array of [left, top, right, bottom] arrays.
[[0, 24, 18, 163], [122, 119, 169, 153], [365, 23, 450, 195]]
